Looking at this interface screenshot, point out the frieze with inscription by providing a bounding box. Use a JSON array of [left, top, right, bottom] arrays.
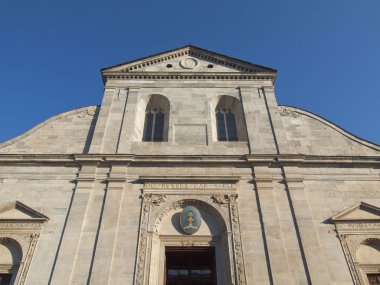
[[335, 222, 380, 230], [144, 183, 234, 189]]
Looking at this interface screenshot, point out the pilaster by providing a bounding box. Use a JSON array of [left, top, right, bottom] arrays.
[[89, 88, 117, 153], [261, 86, 291, 154], [100, 89, 129, 153], [90, 165, 128, 284], [271, 174, 309, 284], [116, 87, 140, 153], [108, 175, 141, 284], [284, 171, 332, 285], [49, 164, 98, 285], [69, 165, 109, 285], [239, 87, 277, 154], [253, 171, 294, 285]]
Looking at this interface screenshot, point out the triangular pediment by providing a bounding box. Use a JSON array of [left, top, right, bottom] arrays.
[[102, 45, 276, 76], [0, 201, 49, 221], [331, 202, 380, 222]]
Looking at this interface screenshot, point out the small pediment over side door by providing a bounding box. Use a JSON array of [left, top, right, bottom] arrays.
[[331, 202, 380, 222], [0, 201, 49, 221]]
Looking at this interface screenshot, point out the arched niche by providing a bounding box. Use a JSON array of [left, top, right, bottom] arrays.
[[0, 238, 23, 285], [210, 95, 247, 142], [357, 238, 380, 265], [133, 94, 170, 142], [354, 238, 380, 285], [135, 195, 246, 285]]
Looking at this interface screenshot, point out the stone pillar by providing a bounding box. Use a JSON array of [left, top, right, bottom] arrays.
[[90, 165, 128, 284], [284, 174, 331, 285]]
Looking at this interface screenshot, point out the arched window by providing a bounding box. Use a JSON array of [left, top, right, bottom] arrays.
[[216, 107, 238, 141], [211, 95, 247, 142], [143, 107, 165, 142]]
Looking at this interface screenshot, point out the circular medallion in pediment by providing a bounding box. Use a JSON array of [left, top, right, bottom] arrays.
[[180, 57, 198, 69], [180, 206, 201, 235]]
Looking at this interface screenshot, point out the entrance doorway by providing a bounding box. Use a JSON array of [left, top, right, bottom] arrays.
[[165, 247, 217, 285], [0, 274, 12, 285], [368, 274, 380, 285]]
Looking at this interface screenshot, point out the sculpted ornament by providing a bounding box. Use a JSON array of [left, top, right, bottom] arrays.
[[77, 106, 97, 118], [211, 194, 238, 206], [86, 106, 97, 116], [180, 206, 202, 235], [180, 57, 198, 69], [230, 200, 246, 285], [278, 106, 299, 118], [135, 232, 147, 285], [211, 194, 230, 205], [211, 194, 246, 284], [181, 240, 195, 247], [141, 193, 167, 207]]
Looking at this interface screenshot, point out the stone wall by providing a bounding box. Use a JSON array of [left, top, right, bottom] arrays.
[[0, 106, 99, 154]]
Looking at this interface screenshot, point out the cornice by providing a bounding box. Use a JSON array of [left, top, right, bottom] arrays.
[[0, 154, 379, 166], [245, 154, 380, 165], [0, 154, 76, 163], [102, 72, 276, 83]]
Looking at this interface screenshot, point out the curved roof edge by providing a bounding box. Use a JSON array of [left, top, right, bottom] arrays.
[[0, 105, 99, 149], [280, 105, 380, 151]]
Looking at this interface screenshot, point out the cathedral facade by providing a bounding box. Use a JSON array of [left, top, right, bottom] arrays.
[[0, 46, 379, 285]]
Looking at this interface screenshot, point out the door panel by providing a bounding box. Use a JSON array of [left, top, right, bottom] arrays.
[[165, 247, 216, 285]]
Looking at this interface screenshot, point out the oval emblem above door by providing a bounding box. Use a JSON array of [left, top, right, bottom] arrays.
[[180, 206, 201, 235]]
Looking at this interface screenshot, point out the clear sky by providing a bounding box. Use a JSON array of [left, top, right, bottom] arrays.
[[0, 0, 379, 145]]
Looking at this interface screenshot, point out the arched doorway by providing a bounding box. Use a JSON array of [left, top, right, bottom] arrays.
[[0, 238, 22, 285], [134, 195, 246, 285], [356, 238, 380, 285]]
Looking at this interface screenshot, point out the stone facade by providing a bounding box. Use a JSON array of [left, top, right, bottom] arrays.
[[0, 45, 379, 285]]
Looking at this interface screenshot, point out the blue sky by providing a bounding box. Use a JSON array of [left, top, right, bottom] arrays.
[[0, 0, 379, 145]]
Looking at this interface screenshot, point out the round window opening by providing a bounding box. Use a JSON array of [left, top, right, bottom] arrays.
[[180, 206, 201, 235], [207, 64, 214, 68], [166, 64, 173, 68]]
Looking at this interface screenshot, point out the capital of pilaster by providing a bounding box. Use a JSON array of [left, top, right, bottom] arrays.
[[254, 177, 273, 190]]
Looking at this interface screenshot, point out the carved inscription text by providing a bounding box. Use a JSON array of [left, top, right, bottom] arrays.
[[144, 183, 233, 189]]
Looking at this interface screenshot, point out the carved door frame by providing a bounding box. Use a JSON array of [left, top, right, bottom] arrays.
[[333, 223, 380, 285], [0, 201, 48, 285], [133, 193, 247, 285]]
